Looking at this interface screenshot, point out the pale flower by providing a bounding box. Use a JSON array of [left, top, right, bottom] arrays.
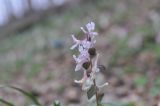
[[71, 35, 93, 53], [72, 39, 92, 71], [74, 69, 93, 91], [73, 52, 89, 71], [86, 21, 95, 32], [73, 55, 85, 71], [81, 22, 98, 39], [78, 39, 92, 53]]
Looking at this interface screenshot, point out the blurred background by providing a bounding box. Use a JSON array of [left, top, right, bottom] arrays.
[[0, 0, 160, 106]]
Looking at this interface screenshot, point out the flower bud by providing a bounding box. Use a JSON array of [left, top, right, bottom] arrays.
[[88, 47, 96, 58], [82, 61, 92, 77], [82, 61, 91, 70]]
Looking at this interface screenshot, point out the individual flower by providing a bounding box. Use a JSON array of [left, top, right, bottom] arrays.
[[73, 55, 86, 71], [82, 77, 93, 91], [71, 37, 93, 71], [86, 22, 95, 32], [81, 22, 98, 40], [73, 49, 90, 71], [74, 69, 93, 91], [78, 39, 92, 53], [70, 35, 93, 53]]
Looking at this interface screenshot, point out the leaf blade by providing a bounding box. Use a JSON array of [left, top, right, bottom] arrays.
[[9, 86, 41, 106], [0, 98, 15, 106]]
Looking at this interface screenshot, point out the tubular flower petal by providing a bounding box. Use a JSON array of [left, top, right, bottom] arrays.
[[70, 35, 80, 50], [98, 82, 109, 88], [74, 71, 87, 84]]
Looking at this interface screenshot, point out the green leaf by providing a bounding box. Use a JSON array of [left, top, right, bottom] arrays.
[[133, 76, 147, 87], [0, 98, 15, 106], [0, 85, 41, 106], [53, 100, 60, 106], [149, 86, 159, 96], [155, 77, 160, 86], [87, 85, 96, 100], [9, 86, 41, 106]]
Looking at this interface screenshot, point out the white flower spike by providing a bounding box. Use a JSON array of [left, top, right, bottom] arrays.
[[70, 22, 108, 98]]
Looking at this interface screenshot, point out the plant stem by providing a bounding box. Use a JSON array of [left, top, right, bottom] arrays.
[[93, 79, 99, 106], [90, 57, 99, 106]]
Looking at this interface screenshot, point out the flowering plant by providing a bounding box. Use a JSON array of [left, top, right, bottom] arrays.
[[71, 22, 108, 106]]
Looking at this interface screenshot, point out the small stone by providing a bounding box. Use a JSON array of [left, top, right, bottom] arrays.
[[138, 51, 156, 64], [110, 77, 125, 87], [128, 33, 143, 49], [116, 87, 128, 98], [64, 87, 80, 103], [52, 39, 65, 49]]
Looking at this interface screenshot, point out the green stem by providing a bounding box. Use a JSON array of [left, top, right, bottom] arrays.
[[90, 56, 99, 106], [93, 79, 99, 106]]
